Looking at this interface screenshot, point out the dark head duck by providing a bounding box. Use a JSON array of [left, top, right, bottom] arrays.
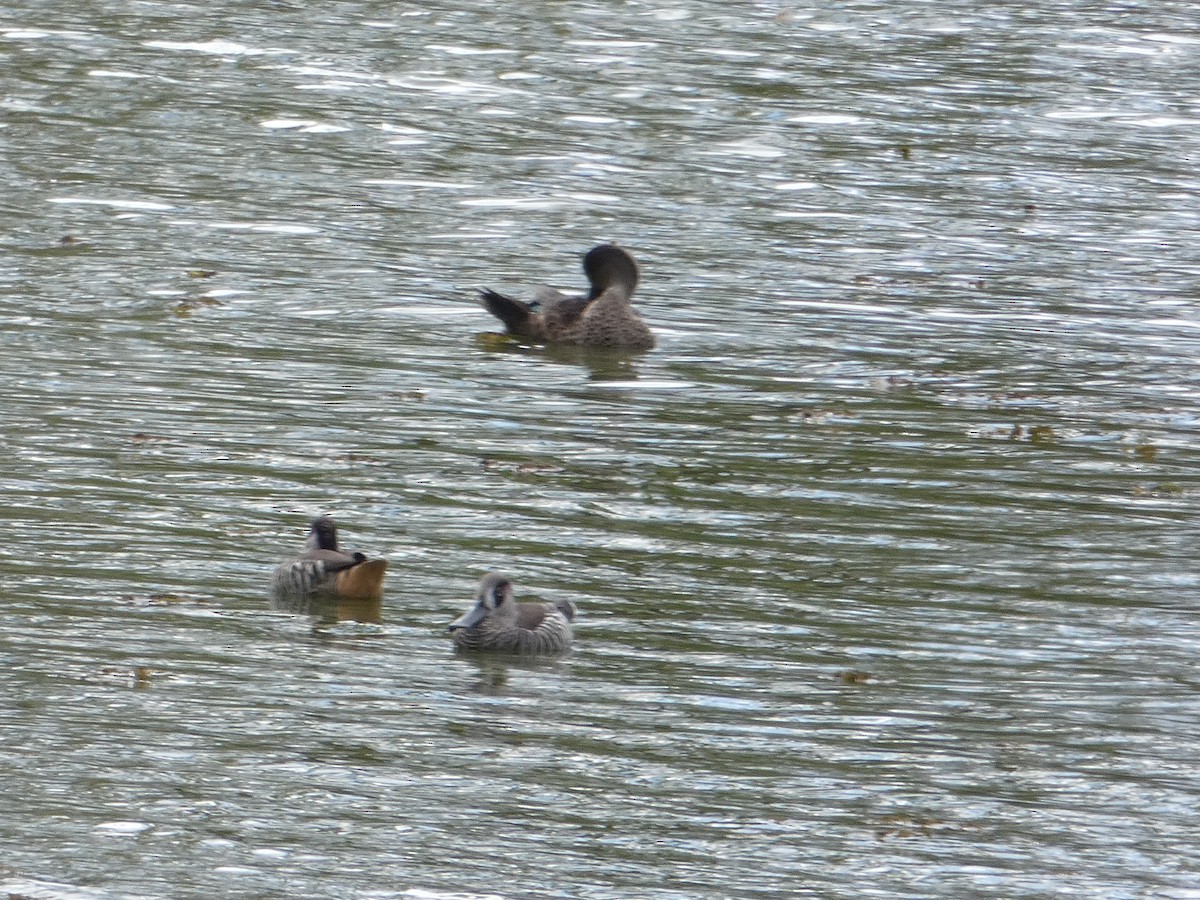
[[269, 516, 388, 622], [480, 243, 655, 351]]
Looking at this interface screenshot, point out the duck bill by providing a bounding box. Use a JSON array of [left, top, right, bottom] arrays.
[[448, 604, 487, 631]]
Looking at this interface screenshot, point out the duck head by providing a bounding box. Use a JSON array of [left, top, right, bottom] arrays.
[[304, 516, 340, 552], [449, 572, 515, 631], [583, 243, 639, 300]]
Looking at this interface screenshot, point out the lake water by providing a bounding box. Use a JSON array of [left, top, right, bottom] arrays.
[[3, 2, 1200, 898]]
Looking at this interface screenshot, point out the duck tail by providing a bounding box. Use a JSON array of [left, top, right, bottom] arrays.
[[334, 558, 389, 601], [480, 288, 534, 333]]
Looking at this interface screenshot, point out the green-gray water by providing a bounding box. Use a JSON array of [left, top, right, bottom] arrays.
[[3, 2, 1199, 898]]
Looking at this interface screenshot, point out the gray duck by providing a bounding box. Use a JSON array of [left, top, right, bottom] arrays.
[[448, 572, 576, 654]]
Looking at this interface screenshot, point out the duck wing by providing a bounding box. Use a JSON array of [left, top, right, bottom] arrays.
[[271, 548, 365, 598], [536, 289, 592, 337], [516, 602, 549, 631], [304, 548, 366, 573]]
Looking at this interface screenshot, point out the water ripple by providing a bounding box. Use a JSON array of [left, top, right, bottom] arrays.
[[2, 2, 1199, 899]]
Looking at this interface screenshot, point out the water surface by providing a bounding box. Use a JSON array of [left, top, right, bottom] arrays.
[[2, 2, 1200, 898]]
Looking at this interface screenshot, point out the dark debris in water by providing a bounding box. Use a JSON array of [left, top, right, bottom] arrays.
[[28, 235, 92, 256], [868, 375, 916, 392], [837, 669, 874, 684], [988, 390, 1037, 403], [117, 592, 211, 607], [1129, 443, 1157, 462], [304, 742, 391, 765], [130, 432, 171, 445], [319, 450, 386, 467], [977, 423, 1057, 444], [187, 269, 218, 279], [779, 405, 858, 425], [875, 814, 959, 840], [1133, 482, 1186, 497], [851, 274, 911, 287], [172, 296, 224, 317], [475, 331, 520, 352], [91, 666, 155, 689], [481, 457, 563, 475], [1026, 425, 1055, 445]]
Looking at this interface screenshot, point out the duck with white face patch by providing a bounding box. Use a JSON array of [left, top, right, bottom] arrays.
[[448, 572, 576, 654]]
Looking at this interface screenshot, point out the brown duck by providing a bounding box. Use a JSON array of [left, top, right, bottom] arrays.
[[448, 572, 576, 654], [269, 517, 388, 622], [480, 243, 655, 350]]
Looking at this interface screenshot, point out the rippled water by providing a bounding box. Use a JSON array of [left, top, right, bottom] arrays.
[[3, 2, 1200, 898]]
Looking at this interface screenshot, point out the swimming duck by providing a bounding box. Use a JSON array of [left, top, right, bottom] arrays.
[[480, 243, 655, 350], [448, 572, 576, 654], [269, 516, 388, 621]]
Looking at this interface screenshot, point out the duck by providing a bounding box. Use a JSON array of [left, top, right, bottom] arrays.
[[448, 572, 576, 654], [480, 243, 655, 350], [269, 516, 388, 622]]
